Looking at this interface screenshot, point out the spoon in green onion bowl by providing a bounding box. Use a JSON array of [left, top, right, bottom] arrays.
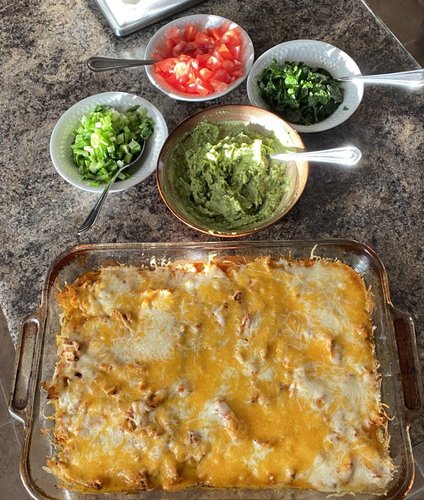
[[77, 141, 146, 235]]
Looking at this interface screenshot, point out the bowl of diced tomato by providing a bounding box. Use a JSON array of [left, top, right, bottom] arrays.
[[145, 14, 254, 101]]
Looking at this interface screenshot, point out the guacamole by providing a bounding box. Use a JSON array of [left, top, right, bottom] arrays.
[[169, 121, 288, 231]]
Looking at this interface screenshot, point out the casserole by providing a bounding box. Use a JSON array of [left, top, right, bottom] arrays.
[[45, 256, 393, 493], [9, 240, 423, 499]]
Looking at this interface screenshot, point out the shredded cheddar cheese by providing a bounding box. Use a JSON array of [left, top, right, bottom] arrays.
[[44, 256, 394, 494]]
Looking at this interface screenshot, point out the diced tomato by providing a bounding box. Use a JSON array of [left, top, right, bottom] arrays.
[[172, 40, 187, 57], [209, 79, 228, 92], [185, 83, 199, 94], [216, 20, 231, 36], [199, 67, 213, 81], [164, 73, 186, 93], [205, 55, 220, 71], [183, 24, 197, 42], [196, 53, 210, 66], [154, 57, 176, 73], [167, 26, 180, 40], [193, 78, 213, 96], [152, 51, 164, 60], [221, 28, 241, 44], [177, 54, 192, 63], [164, 36, 174, 56], [221, 59, 235, 72], [152, 20, 245, 96], [191, 58, 201, 70], [174, 61, 196, 84], [233, 67, 244, 78], [194, 31, 214, 48], [212, 68, 231, 83], [217, 43, 233, 60], [183, 41, 197, 54], [228, 43, 242, 60], [209, 28, 221, 41], [174, 61, 189, 77]]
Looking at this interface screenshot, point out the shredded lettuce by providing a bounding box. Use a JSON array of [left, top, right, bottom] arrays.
[[257, 60, 344, 125], [71, 104, 154, 185]]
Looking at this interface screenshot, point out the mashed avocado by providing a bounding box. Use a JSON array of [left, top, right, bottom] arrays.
[[169, 121, 288, 231]]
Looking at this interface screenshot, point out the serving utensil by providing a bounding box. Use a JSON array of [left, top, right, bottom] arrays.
[[337, 69, 424, 88], [271, 146, 362, 166], [77, 142, 146, 235], [86, 56, 159, 72]]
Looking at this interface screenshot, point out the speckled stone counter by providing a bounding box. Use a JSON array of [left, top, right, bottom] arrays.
[[1, 0, 423, 444]]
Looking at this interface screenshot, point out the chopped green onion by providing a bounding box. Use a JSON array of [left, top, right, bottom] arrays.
[[71, 104, 155, 186]]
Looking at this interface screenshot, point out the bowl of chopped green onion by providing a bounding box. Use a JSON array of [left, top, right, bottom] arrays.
[[50, 92, 168, 192], [247, 40, 363, 133]]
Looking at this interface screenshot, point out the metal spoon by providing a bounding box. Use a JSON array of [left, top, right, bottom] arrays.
[[86, 56, 159, 72], [270, 146, 362, 166], [337, 69, 424, 88], [77, 142, 146, 235]]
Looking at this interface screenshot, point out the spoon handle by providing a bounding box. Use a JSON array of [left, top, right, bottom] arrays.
[[338, 69, 424, 88], [77, 141, 146, 235], [77, 173, 117, 236], [86, 56, 158, 72], [271, 146, 362, 166], [77, 169, 122, 235]]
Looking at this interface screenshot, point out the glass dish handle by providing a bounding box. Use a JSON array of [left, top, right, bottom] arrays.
[[391, 305, 424, 425], [9, 314, 40, 424]]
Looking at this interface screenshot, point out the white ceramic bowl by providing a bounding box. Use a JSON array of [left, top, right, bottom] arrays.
[[50, 92, 168, 193], [247, 40, 364, 133], [144, 14, 254, 102]]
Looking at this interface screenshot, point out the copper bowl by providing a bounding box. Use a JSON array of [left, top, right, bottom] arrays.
[[156, 104, 309, 237]]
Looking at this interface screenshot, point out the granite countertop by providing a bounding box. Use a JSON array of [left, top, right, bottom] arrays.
[[1, 0, 423, 444]]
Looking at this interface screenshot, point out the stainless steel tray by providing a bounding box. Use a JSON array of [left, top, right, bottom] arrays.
[[9, 240, 424, 499], [95, 0, 206, 37]]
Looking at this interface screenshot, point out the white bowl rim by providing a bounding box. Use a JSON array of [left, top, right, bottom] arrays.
[[49, 91, 168, 193], [247, 39, 364, 133], [144, 13, 255, 102]]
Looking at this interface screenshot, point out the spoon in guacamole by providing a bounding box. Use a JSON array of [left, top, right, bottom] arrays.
[[270, 146, 362, 166], [168, 121, 362, 233], [168, 121, 290, 232]]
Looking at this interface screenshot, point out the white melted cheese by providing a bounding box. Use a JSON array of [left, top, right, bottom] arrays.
[[245, 440, 272, 476], [112, 309, 180, 362], [95, 266, 143, 315], [47, 257, 393, 494]]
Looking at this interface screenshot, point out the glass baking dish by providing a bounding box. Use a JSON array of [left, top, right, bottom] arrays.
[[9, 240, 423, 500]]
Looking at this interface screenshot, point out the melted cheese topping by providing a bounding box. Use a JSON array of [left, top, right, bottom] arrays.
[[45, 257, 394, 494]]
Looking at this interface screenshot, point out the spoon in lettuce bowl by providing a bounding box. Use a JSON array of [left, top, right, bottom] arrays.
[[77, 141, 146, 235], [270, 146, 362, 166], [336, 69, 424, 88]]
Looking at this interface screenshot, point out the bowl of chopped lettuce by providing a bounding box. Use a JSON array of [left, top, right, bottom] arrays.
[[50, 92, 168, 192], [247, 40, 363, 133]]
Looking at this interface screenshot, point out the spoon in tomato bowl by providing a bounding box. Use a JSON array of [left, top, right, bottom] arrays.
[[86, 56, 159, 72]]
